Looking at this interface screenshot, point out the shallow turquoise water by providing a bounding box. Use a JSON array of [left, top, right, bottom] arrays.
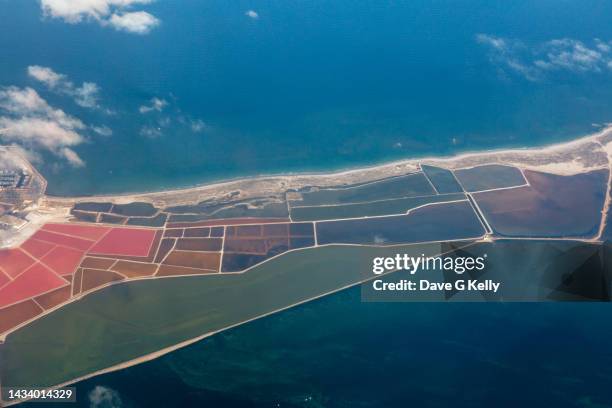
[[1, 0, 612, 195]]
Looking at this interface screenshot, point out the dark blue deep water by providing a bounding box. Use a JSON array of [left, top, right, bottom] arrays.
[[5, 2, 612, 406], [1, 0, 612, 195], [31, 287, 612, 407]]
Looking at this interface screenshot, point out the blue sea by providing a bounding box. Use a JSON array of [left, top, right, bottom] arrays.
[[1, 0, 612, 195], [5, 1, 612, 407], [29, 287, 612, 407]]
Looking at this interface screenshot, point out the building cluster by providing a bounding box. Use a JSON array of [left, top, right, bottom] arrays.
[[0, 213, 27, 230], [0, 170, 30, 190]]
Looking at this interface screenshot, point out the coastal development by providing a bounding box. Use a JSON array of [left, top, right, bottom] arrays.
[[1, 126, 612, 403]]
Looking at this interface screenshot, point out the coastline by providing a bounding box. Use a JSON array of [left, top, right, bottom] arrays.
[[5, 124, 610, 248], [2, 126, 612, 405], [42, 124, 612, 207]]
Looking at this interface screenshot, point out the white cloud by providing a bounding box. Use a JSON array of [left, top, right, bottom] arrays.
[[88, 386, 122, 408], [108, 11, 159, 34], [40, 0, 159, 35], [72, 82, 100, 108], [0, 117, 82, 150], [28, 65, 101, 108], [139, 125, 162, 138], [245, 10, 259, 19], [190, 119, 206, 132], [539, 39, 604, 72], [0, 86, 87, 167], [138, 97, 167, 113], [60, 147, 85, 167], [0, 86, 51, 114], [477, 34, 612, 81], [476, 34, 540, 81], [595, 38, 611, 53], [27, 65, 64, 88], [0, 117, 85, 166], [476, 34, 507, 51], [0, 86, 85, 129], [2, 144, 41, 168], [92, 125, 113, 136], [40, 0, 152, 22]]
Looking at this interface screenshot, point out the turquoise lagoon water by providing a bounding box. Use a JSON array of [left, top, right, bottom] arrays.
[[1, 0, 612, 195]]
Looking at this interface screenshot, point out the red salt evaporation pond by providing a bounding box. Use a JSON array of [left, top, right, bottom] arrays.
[[41, 246, 85, 276], [0, 270, 10, 288], [31, 230, 95, 251], [0, 263, 68, 308], [89, 228, 157, 257], [21, 238, 56, 258], [42, 223, 110, 241], [0, 249, 36, 278]]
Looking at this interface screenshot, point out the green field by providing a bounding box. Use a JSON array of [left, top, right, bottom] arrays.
[[1, 243, 444, 389]]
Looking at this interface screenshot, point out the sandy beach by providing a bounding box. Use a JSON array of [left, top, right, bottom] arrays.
[[39, 125, 612, 209]]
